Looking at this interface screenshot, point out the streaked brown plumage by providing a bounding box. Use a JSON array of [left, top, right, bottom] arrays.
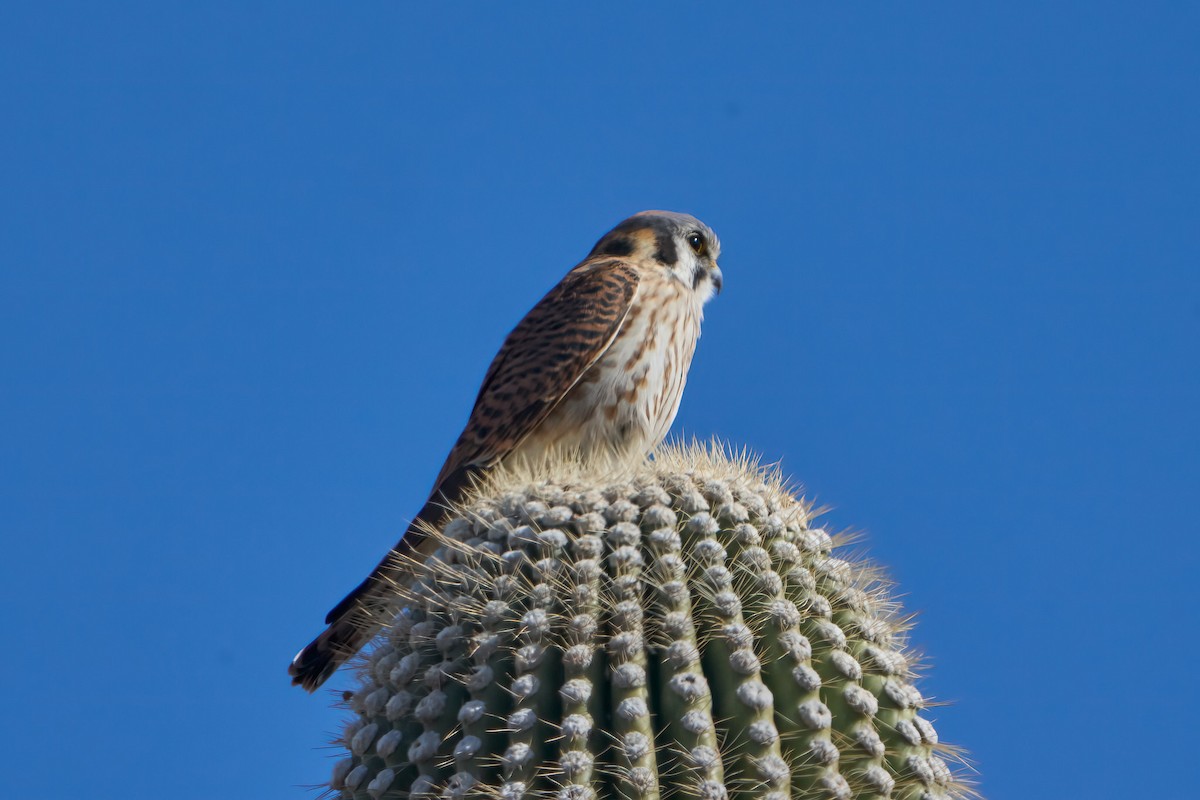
[[289, 210, 722, 691]]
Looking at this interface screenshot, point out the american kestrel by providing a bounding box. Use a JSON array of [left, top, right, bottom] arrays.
[[290, 210, 722, 691]]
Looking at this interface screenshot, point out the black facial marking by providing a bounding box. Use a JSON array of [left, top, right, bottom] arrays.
[[693, 268, 704, 289], [589, 212, 700, 265], [652, 228, 678, 266], [594, 236, 635, 258]]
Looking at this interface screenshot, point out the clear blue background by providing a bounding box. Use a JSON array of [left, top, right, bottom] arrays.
[[3, 4, 1197, 798]]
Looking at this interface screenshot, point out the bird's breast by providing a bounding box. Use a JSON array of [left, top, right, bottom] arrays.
[[512, 279, 702, 466]]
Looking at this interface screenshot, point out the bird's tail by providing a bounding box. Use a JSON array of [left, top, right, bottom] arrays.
[[288, 523, 419, 692], [289, 518, 428, 692], [288, 611, 377, 692], [288, 466, 482, 691]]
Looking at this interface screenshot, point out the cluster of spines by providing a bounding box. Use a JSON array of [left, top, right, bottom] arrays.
[[326, 450, 968, 800]]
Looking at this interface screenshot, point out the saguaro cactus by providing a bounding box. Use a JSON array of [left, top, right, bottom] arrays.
[[323, 445, 971, 800]]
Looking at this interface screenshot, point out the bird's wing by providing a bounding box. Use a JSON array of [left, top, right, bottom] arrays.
[[434, 258, 641, 485], [318, 259, 640, 627]]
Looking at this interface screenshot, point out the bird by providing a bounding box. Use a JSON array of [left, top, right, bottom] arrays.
[[289, 210, 723, 691]]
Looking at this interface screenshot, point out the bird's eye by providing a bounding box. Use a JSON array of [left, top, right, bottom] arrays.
[[686, 232, 706, 255]]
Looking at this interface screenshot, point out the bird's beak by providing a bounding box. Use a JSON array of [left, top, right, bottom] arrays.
[[710, 264, 723, 295]]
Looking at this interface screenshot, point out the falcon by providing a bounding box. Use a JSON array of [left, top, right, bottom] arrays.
[[290, 210, 723, 690]]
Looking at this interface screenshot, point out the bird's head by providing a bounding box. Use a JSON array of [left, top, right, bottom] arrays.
[[589, 210, 723, 303]]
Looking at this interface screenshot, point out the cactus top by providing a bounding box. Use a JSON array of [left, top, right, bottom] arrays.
[[323, 444, 972, 800]]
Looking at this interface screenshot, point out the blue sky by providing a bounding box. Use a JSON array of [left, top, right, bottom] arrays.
[[2, 4, 1197, 798]]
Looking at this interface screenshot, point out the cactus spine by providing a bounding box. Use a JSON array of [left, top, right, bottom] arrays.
[[325, 445, 971, 800]]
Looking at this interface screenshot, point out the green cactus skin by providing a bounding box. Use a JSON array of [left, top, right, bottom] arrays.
[[322, 446, 972, 800]]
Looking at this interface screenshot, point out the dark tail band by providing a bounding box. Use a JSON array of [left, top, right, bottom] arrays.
[[288, 465, 482, 691]]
